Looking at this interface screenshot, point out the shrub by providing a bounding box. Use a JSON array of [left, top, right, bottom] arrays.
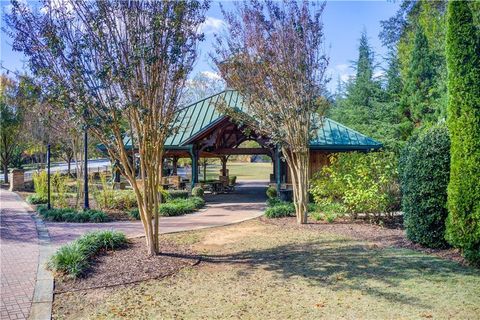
[[309, 201, 346, 223], [167, 190, 189, 200], [52, 172, 68, 208], [265, 202, 295, 218], [26, 194, 47, 204], [266, 197, 282, 207], [91, 172, 115, 210], [37, 205, 110, 223], [191, 187, 204, 198], [266, 186, 278, 199], [228, 175, 237, 185], [159, 197, 204, 217], [129, 197, 204, 219], [445, 1, 480, 265], [32, 170, 48, 199], [399, 124, 450, 248], [48, 230, 126, 278], [128, 208, 140, 220], [310, 152, 399, 219], [112, 191, 137, 210]]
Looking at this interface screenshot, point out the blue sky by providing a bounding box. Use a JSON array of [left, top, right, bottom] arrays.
[[1, 1, 399, 92]]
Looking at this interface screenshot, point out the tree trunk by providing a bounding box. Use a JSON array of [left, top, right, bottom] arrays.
[[3, 164, 8, 184], [283, 147, 309, 224], [67, 159, 71, 176]]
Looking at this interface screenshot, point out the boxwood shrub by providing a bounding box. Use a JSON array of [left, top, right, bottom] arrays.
[[399, 124, 450, 248]]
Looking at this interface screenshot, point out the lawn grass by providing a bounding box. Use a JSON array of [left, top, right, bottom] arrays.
[[53, 219, 480, 319], [200, 162, 273, 181]]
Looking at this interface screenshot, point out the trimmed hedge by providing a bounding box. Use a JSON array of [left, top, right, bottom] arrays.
[[48, 230, 126, 278], [37, 205, 110, 223], [129, 196, 205, 219], [159, 197, 205, 217], [445, 1, 480, 264], [399, 124, 450, 248]]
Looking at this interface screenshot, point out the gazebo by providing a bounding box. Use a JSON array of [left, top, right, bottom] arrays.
[[102, 90, 382, 191]]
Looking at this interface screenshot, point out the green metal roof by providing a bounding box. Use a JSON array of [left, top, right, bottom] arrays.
[[165, 90, 382, 150], [98, 90, 382, 152]]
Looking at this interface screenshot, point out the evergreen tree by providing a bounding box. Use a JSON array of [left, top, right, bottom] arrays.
[[330, 31, 400, 151], [400, 24, 439, 128], [445, 1, 480, 265]]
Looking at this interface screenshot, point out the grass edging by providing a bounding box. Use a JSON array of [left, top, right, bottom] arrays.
[[48, 230, 127, 279]]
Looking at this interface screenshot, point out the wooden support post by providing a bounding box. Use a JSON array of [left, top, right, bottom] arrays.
[[221, 156, 227, 176], [172, 157, 178, 175], [190, 148, 199, 189], [275, 145, 281, 191]]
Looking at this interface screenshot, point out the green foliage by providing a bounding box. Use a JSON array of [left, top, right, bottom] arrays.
[[228, 175, 237, 185], [399, 124, 450, 248], [26, 194, 47, 204], [191, 187, 204, 198], [48, 230, 126, 278], [445, 1, 480, 265], [310, 152, 399, 219], [92, 172, 115, 210], [37, 205, 110, 223], [159, 197, 205, 217], [330, 31, 400, 152], [167, 190, 189, 200], [264, 202, 295, 218], [400, 24, 444, 128], [52, 172, 68, 208], [266, 186, 278, 199], [32, 171, 48, 199], [309, 202, 347, 223], [128, 208, 140, 220], [264, 199, 319, 219]]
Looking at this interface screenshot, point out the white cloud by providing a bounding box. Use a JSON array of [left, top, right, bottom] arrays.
[[373, 70, 385, 79], [198, 16, 226, 35], [200, 71, 222, 80]]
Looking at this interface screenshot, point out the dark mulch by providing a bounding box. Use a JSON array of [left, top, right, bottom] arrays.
[[261, 217, 466, 265], [54, 237, 199, 293]]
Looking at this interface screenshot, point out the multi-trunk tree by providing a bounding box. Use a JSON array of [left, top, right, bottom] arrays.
[[7, 0, 208, 255], [213, 0, 329, 223]]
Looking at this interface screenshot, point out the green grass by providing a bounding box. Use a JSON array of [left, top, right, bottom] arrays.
[[200, 162, 273, 181], [53, 220, 480, 319]]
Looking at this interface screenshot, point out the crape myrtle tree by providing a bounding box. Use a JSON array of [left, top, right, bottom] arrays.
[[6, 0, 208, 255], [213, 0, 329, 224]]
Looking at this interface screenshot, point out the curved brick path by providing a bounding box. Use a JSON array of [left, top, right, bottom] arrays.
[[0, 189, 39, 320], [46, 181, 267, 246]]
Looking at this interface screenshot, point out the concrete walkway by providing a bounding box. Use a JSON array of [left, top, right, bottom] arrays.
[[0, 190, 39, 320], [46, 181, 267, 246]]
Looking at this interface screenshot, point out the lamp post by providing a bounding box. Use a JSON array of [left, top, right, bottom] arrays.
[[83, 125, 89, 210], [47, 144, 51, 210]]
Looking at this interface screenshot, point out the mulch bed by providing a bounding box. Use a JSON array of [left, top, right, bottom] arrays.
[[261, 217, 466, 265], [54, 237, 200, 293]]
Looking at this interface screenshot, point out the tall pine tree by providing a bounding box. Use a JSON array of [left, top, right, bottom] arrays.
[[330, 31, 400, 151], [445, 0, 480, 265]]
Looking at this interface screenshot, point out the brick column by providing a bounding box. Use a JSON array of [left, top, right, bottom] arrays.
[[8, 169, 25, 192]]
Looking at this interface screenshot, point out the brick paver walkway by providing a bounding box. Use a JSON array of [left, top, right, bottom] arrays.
[[0, 190, 39, 320], [46, 181, 267, 246]]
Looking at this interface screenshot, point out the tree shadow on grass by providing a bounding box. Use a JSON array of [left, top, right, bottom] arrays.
[[194, 239, 479, 309]]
